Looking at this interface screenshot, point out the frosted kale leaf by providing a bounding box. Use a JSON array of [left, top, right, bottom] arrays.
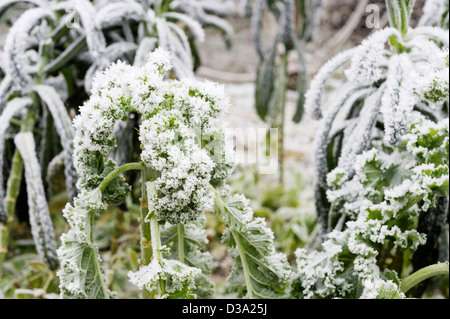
[[305, 15, 449, 235], [292, 115, 449, 299], [57, 189, 114, 299], [59, 48, 239, 298], [128, 259, 201, 299], [161, 217, 215, 298], [214, 193, 292, 298]]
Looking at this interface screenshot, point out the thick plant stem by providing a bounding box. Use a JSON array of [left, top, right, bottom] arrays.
[[98, 162, 145, 192], [139, 169, 154, 299], [0, 223, 8, 278], [178, 224, 185, 263], [89, 211, 110, 299], [146, 181, 166, 298], [0, 151, 23, 278], [401, 262, 450, 294]]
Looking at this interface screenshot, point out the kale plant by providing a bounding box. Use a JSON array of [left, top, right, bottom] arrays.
[[292, 114, 449, 299], [0, 0, 235, 275], [291, 0, 450, 299], [305, 0, 449, 237], [57, 49, 291, 299]]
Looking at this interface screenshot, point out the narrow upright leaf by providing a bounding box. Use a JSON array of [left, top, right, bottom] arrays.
[[14, 132, 58, 270], [33, 84, 78, 203], [214, 193, 291, 299]]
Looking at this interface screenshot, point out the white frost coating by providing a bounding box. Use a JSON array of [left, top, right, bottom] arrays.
[[33, 84, 78, 201], [163, 11, 206, 42], [73, 48, 234, 224], [94, 1, 145, 29], [0, 75, 14, 113], [380, 55, 417, 145], [294, 115, 448, 299], [313, 86, 372, 188], [418, 0, 449, 27], [128, 259, 201, 298], [0, 97, 32, 223], [2, 8, 54, 87], [412, 46, 449, 104], [14, 132, 58, 270], [407, 26, 450, 47], [69, 0, 106, 61], [345, 28, 401, 86], [337, 87, 384, 176], [360, 278, 405, 299]]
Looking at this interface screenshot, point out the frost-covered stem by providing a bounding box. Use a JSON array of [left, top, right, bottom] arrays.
[[139, 169, 155, 299], [401, 263, 449, 293], [177, 224, 185, 263], [146, 181, 167, 297], [89, 210, 110, 299]]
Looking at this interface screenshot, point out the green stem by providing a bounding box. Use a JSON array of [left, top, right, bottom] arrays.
[[0, 223, 8, 278], [401, 263, 449, 293], [146, 181, 166, 297], [154, 0, 163, 16], [98, 162, 145, 193], [5, 150, 24, 221], [177, 224, 185, 263], [89, 211, 110, 299], [0, 106, 36, 277], [139, 169, 155, 299]]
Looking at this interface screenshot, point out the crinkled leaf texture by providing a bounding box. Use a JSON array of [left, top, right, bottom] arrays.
[[161, 217, 215, 298], [292, 115, 449, 299], [57, 189, 115, 299], [14, 132, 59, 271], [306, 23, 449, 236], [128, 258, 201, 299], [214, 193, 292, 299], [59, 49, 235, 298]]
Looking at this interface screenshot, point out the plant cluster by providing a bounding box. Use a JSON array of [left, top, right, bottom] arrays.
[[0, 0, 448, 300], [0, 0, 234, 278], [57, 48, 291, 299]]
